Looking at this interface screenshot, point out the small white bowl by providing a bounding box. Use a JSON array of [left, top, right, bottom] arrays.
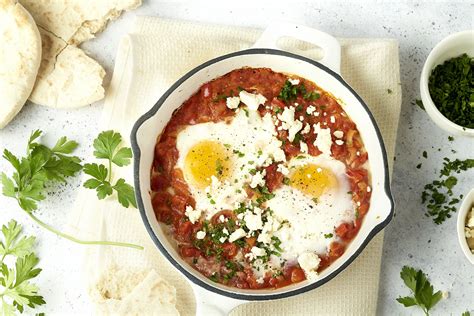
[[420, 30, 474, 137], [457, 188, 474, 264]]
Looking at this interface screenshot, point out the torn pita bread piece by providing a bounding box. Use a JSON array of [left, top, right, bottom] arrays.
[[91, 268, 179, 316], [0, 0, 41, 129], [19, 0, 142, 45], [29, 29, 106, 108]]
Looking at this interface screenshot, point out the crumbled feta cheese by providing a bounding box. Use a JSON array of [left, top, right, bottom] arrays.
[[256, 276, 265, 284], [333, 130, 344, 138], [228, 228, 246, 242], [335, 140, 344, 146], [219, 236, 227, 243], [314, 111, 320, 117], [277, 107, 303, 142], [196, 231, 206, 239], [251, 246, 266, 257], [222, 228, 229, 235], [226, 96, 240, 109], [257, 232, 272, 244], [239, 90, 267, 111], [306, 105, 316, 115], [185, 206, 201, 224], [356, 151, 361, 156], [299, 116, 304, 121], [301, 123, 311, 134], [250, 170, 266, 189], [330, 116, 335, 123], [313, 123, 332, 156], [367, 186, 372, 193], [277, 164, 289, 176], [289, 78, 300, 85], [219, 214, 225, 223], [297, 252, 321, 279], [300, 141, 308, 154], [467, 208, 474, 227], [244, 212, 263, 231]]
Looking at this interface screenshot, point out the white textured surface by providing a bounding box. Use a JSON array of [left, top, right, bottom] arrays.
[[0, 1, 472, 315]]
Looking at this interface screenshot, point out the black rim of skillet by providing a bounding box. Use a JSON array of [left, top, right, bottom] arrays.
[[130, 48, 395, 301]]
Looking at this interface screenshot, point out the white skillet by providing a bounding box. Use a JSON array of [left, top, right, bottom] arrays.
[[131, 23, 394, 315]]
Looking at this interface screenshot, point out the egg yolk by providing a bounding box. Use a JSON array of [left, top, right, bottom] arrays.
[[184, 141, 232, 189], [289, 164, 338, 198]]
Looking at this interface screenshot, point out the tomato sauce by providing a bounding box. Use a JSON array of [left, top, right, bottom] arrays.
[[151, 68, 371, 289]]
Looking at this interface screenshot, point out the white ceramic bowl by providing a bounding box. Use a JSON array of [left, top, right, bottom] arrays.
[[457, 188, 474, 264], [420, 30, 474, 137]]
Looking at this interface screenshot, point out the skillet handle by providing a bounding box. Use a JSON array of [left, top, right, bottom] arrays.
[[191, 283, 246, 316], [253, 22, 341, 74]]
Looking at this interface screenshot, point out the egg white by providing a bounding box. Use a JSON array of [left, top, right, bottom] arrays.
[[267, 154, 355, 260], [175, 108, 284, 219]]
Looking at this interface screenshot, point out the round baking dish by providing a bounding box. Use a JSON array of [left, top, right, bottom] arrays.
[[131, 23, 394, 314]]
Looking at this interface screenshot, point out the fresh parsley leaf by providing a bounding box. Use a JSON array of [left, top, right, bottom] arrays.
[[0, 221, 35, 259], [397, 266, 442, 315], [83, 131, 136, 208], [0, 220, 45, 314], [1, 130, 82, 212], [93, 130, 132, 167], [113, 179, 137, 208]]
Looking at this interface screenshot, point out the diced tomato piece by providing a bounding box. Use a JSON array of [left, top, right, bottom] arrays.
[[170, 169, 192, 198], [245, 237, 256, 248], [265, 163, 284, 192], [210, 210, 236, 225], [150, 174, 169, 191], [221, 242, 239, 259], [290, 268, 306, 283], [170, 195, 188, 214], [180, 246, 201, 258], [329, 241, 345, 258], [283, 141, 300, 158], [152, 191, 172, 209], [335, 222, 359, 241], [176, 221, 194, 241]]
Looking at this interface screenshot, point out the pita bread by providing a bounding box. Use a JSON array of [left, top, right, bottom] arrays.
[[91, 268, 179, 316], [0, 0, 41, 129], [28, 29, 105, 108], [19, 0, 141, 108], [19, 0, 142, 45]]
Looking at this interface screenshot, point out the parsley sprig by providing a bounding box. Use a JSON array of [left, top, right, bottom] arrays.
[[83, 131, 137, 208], [0, 220, 45, 315], [1, 130, 82, 212], [1, 130, 143, 250], [396, 266, 442, 316]]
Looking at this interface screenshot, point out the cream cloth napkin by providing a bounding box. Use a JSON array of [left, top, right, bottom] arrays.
[[68, 17, 401, 315]]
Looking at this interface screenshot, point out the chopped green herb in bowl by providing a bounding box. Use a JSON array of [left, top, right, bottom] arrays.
[[420, 30, 474, 136]]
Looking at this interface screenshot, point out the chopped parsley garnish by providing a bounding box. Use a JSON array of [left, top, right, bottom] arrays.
[[324, 233, 333, 239], [215, 158, 224, 176], [448, 136, 454, 142], [209, 273, 219, 282], [422, 151, 428, 159], [283, 177, 290, 185], [415, 99, 425, 111], [312, 197, 319, 204], [303, 91, 320, 101], [295, 104, 303, 112], [421, 158, 474, 224], [233, 149, 245, 157], [428, 54, 474, 128], [387, 88, 393, 94], [416, 163, 422, 169]]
